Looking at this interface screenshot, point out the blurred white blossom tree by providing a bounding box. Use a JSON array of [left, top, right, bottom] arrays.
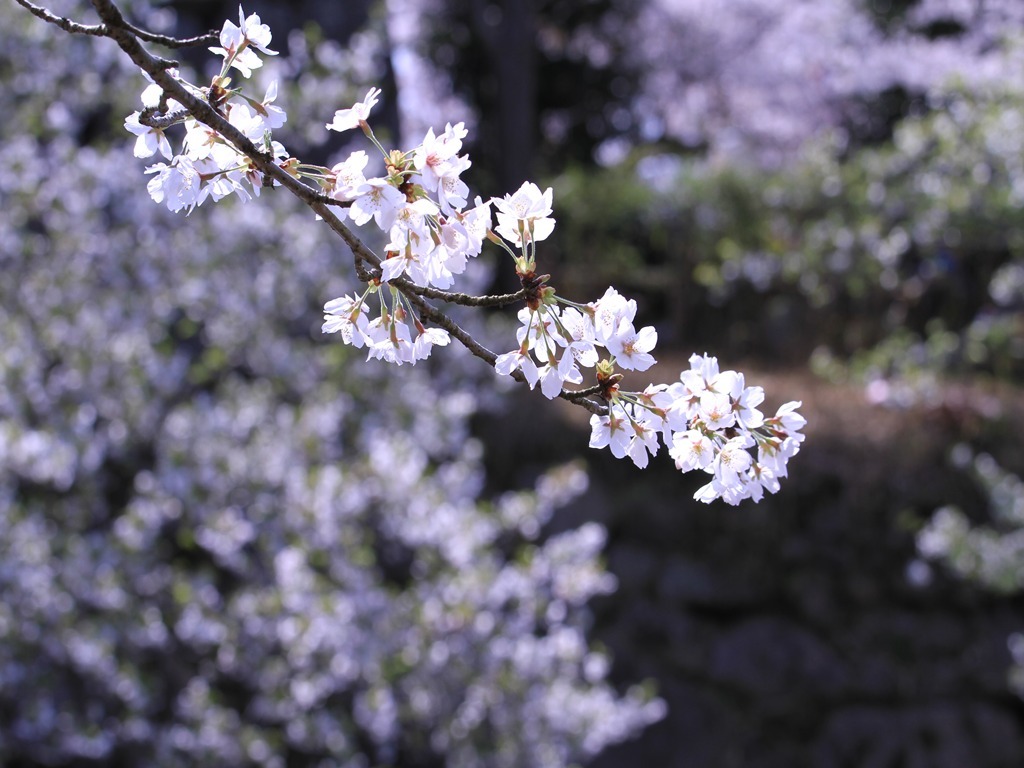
[[0, 2, 667, 765]]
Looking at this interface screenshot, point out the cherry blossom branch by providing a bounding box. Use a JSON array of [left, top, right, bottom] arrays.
[[90, 0, 321, 184], [412, 286, 527, 308], [94, 0, 522, 314], [399, 287, 607, 415], [307, 196, 526, 308], [88, 0, 569, 403], [328, 204, 602, 411], [17, 0, 809, 504]]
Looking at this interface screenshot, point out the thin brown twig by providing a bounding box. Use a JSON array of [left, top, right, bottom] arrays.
[[123, 23, 217, 48], [14, 0, 215, 48], [412, 286, 527, 307], [14, 0, 106, 36]]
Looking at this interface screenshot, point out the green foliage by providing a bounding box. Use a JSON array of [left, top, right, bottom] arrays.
[[548, 163, 657, 280], [552, 77, 1024, 379], [919, 449, 1024, 595]]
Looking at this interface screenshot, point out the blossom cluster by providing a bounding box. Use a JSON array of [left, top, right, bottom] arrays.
[[590, 354, 806, 505], [319, 94, 577, 367], [321, 291, 451, 365], [495, 262, 807, 502], [320, 90, 498, 364], [121, 5, 806, 504], [494, 286, 655, 399], [126, 8, 286, 212], [488, 275, 805, 504]]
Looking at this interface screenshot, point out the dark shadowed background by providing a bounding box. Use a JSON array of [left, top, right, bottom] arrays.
[[4, 0, 1024, 765]]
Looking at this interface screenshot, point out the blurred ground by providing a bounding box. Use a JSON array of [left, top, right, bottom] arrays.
[[478, 356, 1024, 767]]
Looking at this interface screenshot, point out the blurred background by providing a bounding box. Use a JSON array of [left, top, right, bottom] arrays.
[[3, 0, 1024, 765]]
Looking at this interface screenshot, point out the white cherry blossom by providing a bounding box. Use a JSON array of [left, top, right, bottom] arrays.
[[698, 391, 736, 431], [625, 418, 660, 469], [412, 327, 451, 361], [350, 178, 405, 230], [590, 287, 637, 346], [326, 87, 382, 132], [494, 181, 556, 245], [330, 150, 371, 201], [494, 349, 540, 389], [605, 318, 658, 372], [124, 112, 172, 160], [209, 7, 277, 77], [145, 157, 201, 213], [322, 294, 371, 347], [588, 407, 632, 460], [414, 122, 468, 195], [725, 372, 765, 429], [669, 430, 715, 472]]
